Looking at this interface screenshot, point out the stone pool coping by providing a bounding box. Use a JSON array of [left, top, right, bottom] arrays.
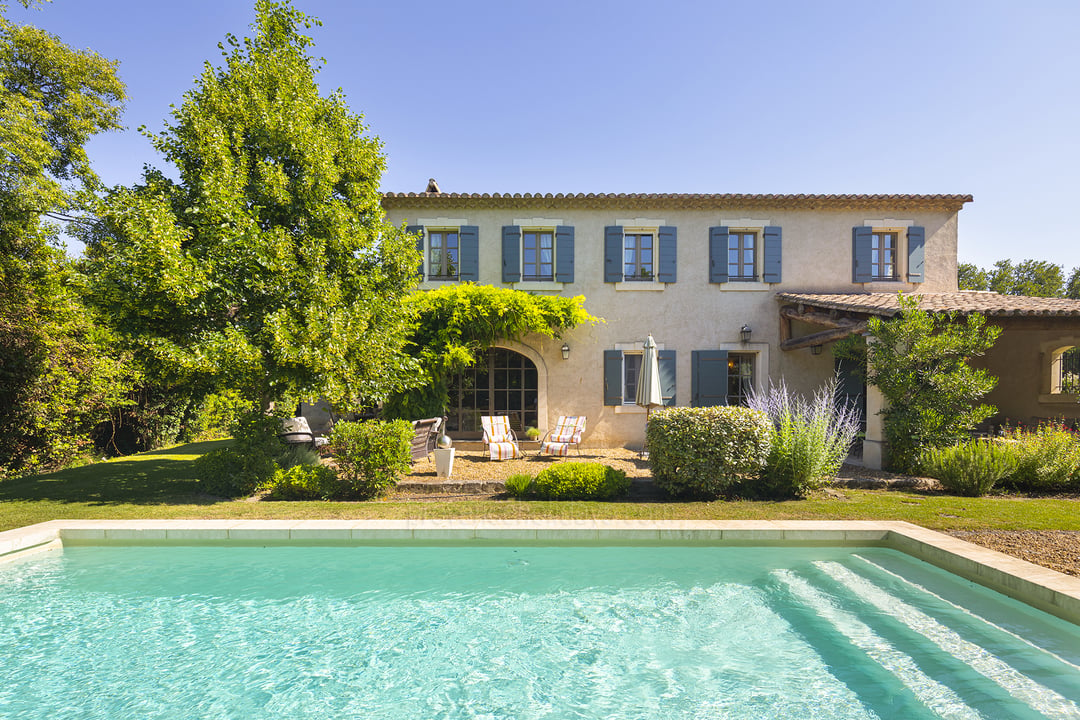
[[3, 519, 1079, 625]]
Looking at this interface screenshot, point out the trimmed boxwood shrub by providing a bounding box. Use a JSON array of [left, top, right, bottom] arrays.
[[647, 406, 772, 499], [328, 419, 412, 499], [530, 462, 630, 500]]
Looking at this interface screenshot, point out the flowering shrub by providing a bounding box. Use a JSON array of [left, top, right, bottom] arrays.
[[1001, 422, 1080, 491], [646, 406, 772, 498]]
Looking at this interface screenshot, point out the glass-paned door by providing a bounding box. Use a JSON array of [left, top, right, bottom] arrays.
[[447, 348, 539, 438]]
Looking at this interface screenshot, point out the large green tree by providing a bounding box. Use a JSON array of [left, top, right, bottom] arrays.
[[83, 0, 417, 411], [959, 258, 1067, 297], [0, 0, 131, 475]]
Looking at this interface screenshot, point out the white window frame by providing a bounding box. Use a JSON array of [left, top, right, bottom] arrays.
[[718, 217, 771, 292], [512, 217, 564, 291], [615, 217, 666, 291], [612, 340, 667, 413], [418, 216, 468, 286]]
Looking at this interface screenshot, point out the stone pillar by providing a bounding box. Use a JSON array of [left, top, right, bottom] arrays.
[[862, 382, 886, 469]]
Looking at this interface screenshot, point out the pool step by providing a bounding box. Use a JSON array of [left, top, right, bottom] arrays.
[[773, 560, 1080, 720]]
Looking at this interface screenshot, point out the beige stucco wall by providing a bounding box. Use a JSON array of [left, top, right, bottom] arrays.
[[972, 319, 1080, 428], [385, 202, 962, 447]]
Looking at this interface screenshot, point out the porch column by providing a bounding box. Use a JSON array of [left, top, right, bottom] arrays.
[[862, 382, 886, 470], [862, 335, 886, 469]]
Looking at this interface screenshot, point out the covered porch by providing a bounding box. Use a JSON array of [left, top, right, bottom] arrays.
[[776, 291, 1080, 468]]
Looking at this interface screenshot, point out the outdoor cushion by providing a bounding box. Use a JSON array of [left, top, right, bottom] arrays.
[[481, 415, 520, 460], [540, 416, 586, 456]]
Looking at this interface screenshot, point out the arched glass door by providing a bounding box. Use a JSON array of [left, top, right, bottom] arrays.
[[447, 348, 538, 438]]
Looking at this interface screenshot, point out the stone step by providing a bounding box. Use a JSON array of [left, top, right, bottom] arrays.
[[392, 476, 663, 500]]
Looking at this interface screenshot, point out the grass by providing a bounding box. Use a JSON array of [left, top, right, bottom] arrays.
[[1, 441, 1079, 533]]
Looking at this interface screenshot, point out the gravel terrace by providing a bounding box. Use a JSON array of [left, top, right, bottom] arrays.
[[398, 448, 1080, 577]]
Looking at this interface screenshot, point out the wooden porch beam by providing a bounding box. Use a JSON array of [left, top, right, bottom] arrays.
[[780, 322, 867, 351], [780, 305, 863, 329]]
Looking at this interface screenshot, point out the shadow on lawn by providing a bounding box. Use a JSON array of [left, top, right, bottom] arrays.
[[0, 440, 232, 506]]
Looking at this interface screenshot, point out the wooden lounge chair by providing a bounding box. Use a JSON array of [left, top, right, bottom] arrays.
[[481, 415, 521, 460], [540, 416, 586, 456], [410, 416, 445, 463]]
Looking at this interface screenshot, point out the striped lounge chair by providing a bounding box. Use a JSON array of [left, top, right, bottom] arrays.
[[481, 415, 521, 460], [540, 416, 586, 456]]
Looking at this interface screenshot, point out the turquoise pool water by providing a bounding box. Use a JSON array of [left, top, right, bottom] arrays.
[[2, 545, 1079, 719]]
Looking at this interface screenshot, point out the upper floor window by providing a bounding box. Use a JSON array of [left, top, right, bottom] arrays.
[[728, 231, 757, 281], [522, 230, 554, 281], [428, 230, 459, 279], [407, 222, 479, 283], [852, 225, 925, 284], [871, 232, 897, 281], [709, 225, 781, 284], [502, 224, 574, 284], [623, 233, 654, 281], [605, 224, 677, 284]]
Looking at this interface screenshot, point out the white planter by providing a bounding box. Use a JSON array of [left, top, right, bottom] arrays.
[[434, 447, 455, 478]]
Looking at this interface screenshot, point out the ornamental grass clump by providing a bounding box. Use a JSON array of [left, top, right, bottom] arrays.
[[1002, 422, 1080, 491], [748, 377, 861, 498], [646, 406, 772, 499], [922, 439, 1016, 497], [504, 473, 534, 498]]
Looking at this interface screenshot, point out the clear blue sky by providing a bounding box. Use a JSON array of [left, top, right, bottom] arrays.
[[10, 0, 1080, 270]]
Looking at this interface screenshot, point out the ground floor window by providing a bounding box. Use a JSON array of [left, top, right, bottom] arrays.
[[727, 353, 755, 406], [622, 353, 642, 403], [446, 348, 538, 437]]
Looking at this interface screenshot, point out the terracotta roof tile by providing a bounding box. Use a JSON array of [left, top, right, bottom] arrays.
[[381, 192, 973, 212], [775, 292, 1080, 317]]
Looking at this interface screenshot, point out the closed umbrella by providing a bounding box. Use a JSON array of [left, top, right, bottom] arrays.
[[636, 334, 663, 456]]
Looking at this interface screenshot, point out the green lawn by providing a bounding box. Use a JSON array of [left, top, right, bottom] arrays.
[[2, 441, 1079, 533]]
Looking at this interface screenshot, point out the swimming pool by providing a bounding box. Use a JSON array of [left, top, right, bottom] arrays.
[[2, 521, 1079, 719]]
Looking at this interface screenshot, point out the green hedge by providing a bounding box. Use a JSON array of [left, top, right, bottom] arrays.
[[530, 462, 629, 500], [647, 406, 772, 499], [328, 419, 412, 499]]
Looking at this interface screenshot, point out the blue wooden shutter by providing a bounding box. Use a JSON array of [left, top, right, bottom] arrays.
[[659, 349, 677, 406], [603, 350, 623, 405], [502, 225, 521, 283], [459, 225, 479, 281], [852, 226, 873, 283], [762, 226, 782, 283], [407, 225, 424, 279], [709, 226, 729, 283], [907, 226, 925, 283], [604, 226, 623, 283], [657, 226, 677, 283], [691, 350, 729, 407], [555, 225, 575, 283]]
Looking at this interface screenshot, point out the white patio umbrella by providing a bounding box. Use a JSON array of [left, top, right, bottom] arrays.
[[636, 334, 663, 456]]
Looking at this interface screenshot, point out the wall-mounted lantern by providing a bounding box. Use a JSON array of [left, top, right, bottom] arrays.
[[561, 343, 570, 360], [811, 345, 823, 355], [739, 325, 752, 343]]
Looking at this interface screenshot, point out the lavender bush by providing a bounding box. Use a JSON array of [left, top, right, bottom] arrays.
[[748, 376, 862, 497]]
